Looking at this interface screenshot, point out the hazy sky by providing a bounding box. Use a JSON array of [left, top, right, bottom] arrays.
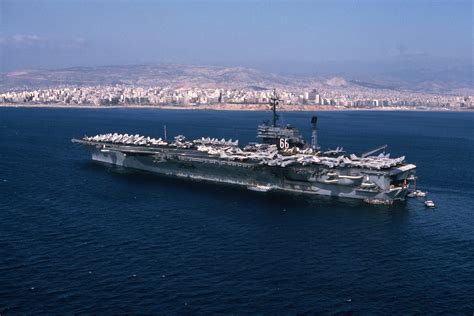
[[0, 0, 472, 73]]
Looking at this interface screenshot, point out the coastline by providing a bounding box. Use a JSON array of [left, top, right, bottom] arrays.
[[0, 103, 471, 112]]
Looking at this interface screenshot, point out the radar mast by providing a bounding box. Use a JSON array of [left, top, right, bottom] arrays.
[[269, 89, 281, 127]]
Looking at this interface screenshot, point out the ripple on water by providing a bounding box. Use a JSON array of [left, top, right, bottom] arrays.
[[0, 109, 473, 314]]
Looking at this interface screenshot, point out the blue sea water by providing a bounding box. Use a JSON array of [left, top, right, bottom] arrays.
[[0, 108, 473, 314]]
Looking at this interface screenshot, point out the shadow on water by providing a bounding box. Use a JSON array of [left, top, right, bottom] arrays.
[[78, 160, 410, 220]]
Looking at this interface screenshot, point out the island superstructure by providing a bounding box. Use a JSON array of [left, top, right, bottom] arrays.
[[72, 90, 417, 203]]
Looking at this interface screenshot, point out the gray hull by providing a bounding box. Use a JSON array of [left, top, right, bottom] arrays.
[[90, 146, 413, 202]]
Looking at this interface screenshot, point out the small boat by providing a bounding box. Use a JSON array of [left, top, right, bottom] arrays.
[[408, 189, 427, 198], [247, 185, 274, 192], [361, 182, 377, 188], [364, 198, 393, 206], [338, 175, 364, 180], [424, 200, 435, 208]]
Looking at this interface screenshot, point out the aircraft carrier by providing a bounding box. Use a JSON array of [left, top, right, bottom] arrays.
[[72, 91, 417, 204]]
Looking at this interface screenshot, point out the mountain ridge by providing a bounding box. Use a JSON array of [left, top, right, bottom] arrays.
[[1, 63, 471, 95]]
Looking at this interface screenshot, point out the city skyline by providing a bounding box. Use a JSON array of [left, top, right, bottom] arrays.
[[3, 84, 471, 110]]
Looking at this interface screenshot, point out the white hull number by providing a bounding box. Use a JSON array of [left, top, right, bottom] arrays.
[[279, 138, 289, 149]]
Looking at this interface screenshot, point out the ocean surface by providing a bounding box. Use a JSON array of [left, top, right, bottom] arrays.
[[0, 108, 473, 314]]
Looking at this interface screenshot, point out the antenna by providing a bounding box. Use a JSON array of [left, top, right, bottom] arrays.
[[361, 144, 387, 158], [269, 89, 281, 127]]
